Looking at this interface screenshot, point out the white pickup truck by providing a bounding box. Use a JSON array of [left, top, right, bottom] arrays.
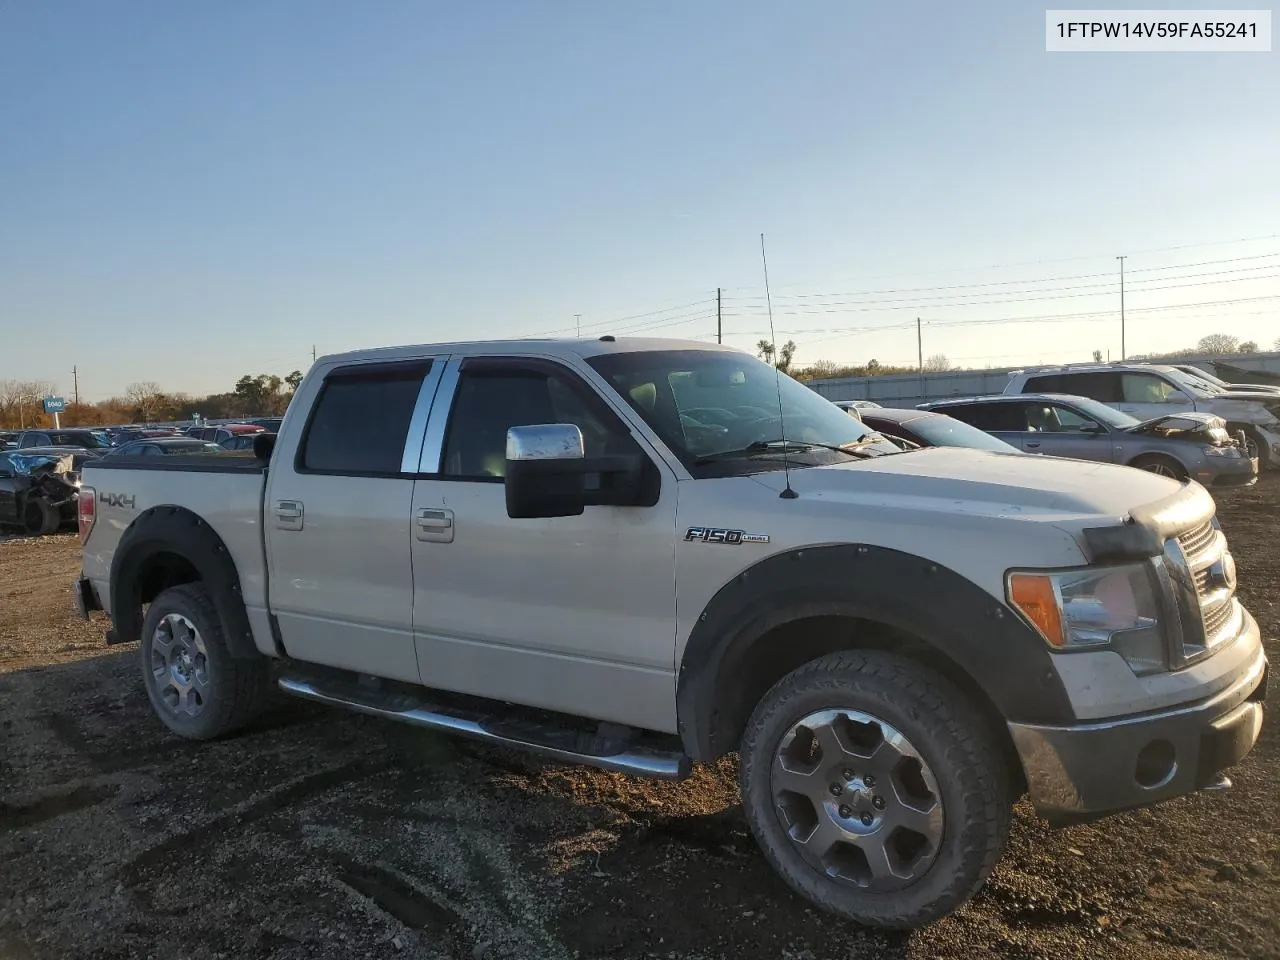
[[75, 338, 1268, 928]]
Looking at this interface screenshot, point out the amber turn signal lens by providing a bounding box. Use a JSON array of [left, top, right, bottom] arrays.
[[1009, 573, 1065, 647]]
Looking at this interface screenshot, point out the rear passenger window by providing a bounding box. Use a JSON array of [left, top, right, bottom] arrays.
[[1023, 375, 1065, 393], [300, 362, 429, 475], [939, 403, 1025, 432], [1052, 372, 1122, 402]]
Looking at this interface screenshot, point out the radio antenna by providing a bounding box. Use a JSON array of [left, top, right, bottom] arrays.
[[761, 232, 797, 500]]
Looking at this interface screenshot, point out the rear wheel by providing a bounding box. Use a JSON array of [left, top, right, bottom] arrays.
[[139, 583, 272, 740], [1128, 454, 1188, 481], [739, 651, 1012, 929]]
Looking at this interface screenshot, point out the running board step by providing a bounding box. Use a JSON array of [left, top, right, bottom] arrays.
[[278, 674, 692, 780]]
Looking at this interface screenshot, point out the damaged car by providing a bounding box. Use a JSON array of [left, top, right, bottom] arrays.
[[922, 393, 1257, 487], [0, 451, 81, 535]]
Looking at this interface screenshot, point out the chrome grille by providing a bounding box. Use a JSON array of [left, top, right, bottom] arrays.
[[1168, 515, 1238, 659], [1177, 521, 1217, 562]]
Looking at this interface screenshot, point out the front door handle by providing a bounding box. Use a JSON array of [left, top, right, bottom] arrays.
[[275, 499, 304, 531], [1025, 441, 1041, 449], [415, 507, 454, 543]]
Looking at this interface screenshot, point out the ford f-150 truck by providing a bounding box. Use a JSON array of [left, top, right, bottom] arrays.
[[75, 338, 1268, 929]]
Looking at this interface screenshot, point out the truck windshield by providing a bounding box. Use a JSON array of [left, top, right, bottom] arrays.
[[587, 349, 900, 473]]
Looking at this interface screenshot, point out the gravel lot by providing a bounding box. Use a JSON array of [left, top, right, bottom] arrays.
[[1, 479, 1277, 960]]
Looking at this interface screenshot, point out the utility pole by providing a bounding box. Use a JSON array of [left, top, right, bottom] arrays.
[[72, 366, 79, 406], [716, 288, 722, 344], [916, 316, 925, 398], [1117, 255, 1127, 360], [312, 344, 316, 363], [574, 314, 582, 338]]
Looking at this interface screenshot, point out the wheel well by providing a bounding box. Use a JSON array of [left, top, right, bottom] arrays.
[[713, 615, 1026, 793], [136, 551, 202, 605]]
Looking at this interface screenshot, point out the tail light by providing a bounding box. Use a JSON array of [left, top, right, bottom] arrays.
[[78, 485, 96, 543]]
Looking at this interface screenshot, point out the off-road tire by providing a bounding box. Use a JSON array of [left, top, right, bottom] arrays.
[[1128, 453, 1189, 482], [139, 583, 272, 740], [739, 650, 1012, 929]]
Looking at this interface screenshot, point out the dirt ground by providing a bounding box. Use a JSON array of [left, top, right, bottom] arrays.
[[1, 480, 1278, 960]]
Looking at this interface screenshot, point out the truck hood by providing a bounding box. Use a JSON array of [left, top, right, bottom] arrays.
[[750, 447, 1184, 524]]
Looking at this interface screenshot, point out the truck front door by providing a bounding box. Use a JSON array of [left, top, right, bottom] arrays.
[[407, 356, 680, 733], [264, 357, 446, 683]]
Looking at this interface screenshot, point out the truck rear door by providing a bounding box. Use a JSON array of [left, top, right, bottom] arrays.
[[263, 356, 447, 682]]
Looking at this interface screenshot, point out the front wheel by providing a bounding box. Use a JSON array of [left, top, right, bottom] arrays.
[[1128, 454, 1189, 481], [739, 651, 1012, 929]]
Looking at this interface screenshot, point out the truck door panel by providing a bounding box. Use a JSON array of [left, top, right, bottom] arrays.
[[409, 356, 679, 732], [264, 357, 445, 683]]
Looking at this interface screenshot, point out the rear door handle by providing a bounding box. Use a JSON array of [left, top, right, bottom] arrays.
[[415, 507, 454, 543], [275, 499, 304, 531]]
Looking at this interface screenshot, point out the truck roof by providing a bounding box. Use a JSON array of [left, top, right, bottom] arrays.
[[316, 336, 741, 366]]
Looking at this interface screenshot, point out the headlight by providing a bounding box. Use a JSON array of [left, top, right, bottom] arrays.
[[1008, 564, 1166, 675], [1203, 445, 1239, 458]]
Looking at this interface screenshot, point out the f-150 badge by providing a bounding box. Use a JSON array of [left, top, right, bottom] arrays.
[[684, 526, 770, 545]]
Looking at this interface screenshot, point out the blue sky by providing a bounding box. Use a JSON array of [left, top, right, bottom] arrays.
[[2, 2, 1278, 401]]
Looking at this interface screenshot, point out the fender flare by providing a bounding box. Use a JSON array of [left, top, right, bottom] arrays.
[[675, 544, 1076, 761], [109, 505, 261, 659]]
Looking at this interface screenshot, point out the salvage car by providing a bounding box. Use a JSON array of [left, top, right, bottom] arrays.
[[1171, 363, 1280, 397], [0, 451, 80, 534], [1003, 363, 1280, 469], [75, 337, 1268, 929], [858, 408, 1022, 455], [105, 438, 226, 458], [924, 394, 1257, 487], [16, 428, 113, 451]]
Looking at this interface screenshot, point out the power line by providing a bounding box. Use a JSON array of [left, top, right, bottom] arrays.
[[727, 232, 1280, 294], [724, 250, 1280, 304], [720, 269, 1280, 317]]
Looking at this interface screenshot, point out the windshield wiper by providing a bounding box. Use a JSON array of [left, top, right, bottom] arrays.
[[695, 436, 890, 465]]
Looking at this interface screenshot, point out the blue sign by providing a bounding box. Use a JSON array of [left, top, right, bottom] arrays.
[[42, 396, 66, 413]]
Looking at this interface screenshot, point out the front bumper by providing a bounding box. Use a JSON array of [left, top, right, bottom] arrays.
[[1009, 637, 1267, 825], [1198, 455, 1259, 488]]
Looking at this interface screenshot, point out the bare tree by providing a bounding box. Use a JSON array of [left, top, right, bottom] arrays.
[[1092, 349, 1103, 363], [125, 381, 165, 423], [1274, 335, 1280, 351], [923, 353, 952, 372], [0, 380, 56, 429], [1197, 333, 1239, 355], [756, 340, 776, 365], [1238, 341, 1258, 354]]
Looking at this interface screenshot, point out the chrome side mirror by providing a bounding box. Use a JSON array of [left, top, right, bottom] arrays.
[[505, 424, 585, 462], [505, 424, 587, 519]]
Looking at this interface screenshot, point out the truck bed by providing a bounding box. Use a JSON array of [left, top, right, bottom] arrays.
[[80, 455, 271, 639]]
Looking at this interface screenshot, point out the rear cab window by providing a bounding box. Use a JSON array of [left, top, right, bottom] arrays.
[[298, 361, 431, 475]]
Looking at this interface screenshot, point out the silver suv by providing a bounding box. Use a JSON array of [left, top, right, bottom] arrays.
[[1003, 363, 1280, 468]]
